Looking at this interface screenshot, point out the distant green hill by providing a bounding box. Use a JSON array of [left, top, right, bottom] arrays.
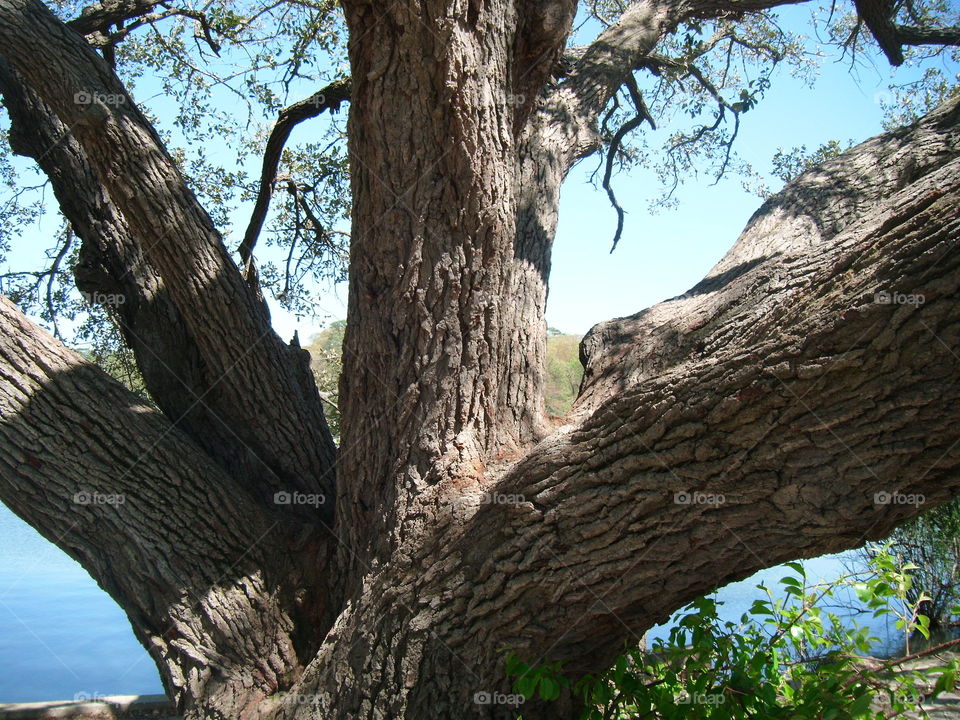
[[305, 320, 346, 439], [545, 331, 583, 416], [305, 323, 584, 436]]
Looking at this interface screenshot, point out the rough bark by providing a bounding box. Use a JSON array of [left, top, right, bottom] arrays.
[[0, 0, 338, 519], [0, 296, 335, 720], [0, 58, 262, 499], [334, 0, 577, 584], [0, 0, 960, 719], [261, 97, 960, 720]]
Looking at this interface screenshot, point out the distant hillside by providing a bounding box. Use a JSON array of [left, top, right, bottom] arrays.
[[305, 323, 584, 435], [305, 320, 345, 439], [545, 330, 583, 417]]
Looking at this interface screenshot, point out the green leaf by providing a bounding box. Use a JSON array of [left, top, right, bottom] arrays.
[[847, 691, 873, 717], [785, 561, 805, 576], [538, 676, 561, 701], [934, 669, 957, 695], [749, 599, 774, 616], [515, 675, 537, 699]]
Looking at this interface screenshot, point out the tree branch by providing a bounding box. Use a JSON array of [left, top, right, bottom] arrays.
[[0, 55, 322, 506], [853, 0, 904, 64], [0, 0, 338, 514], [897, 24, 960, 47], [78, 7, 224, 56], [602, 76, 653, 253], [66, 0, 166, 35], [0, 295, 333, 717], [512, 0, 578, 114], [850, 0, 960, 66], [238, 77, 351, 272], [460, 104, 960, 680], [560, 0, 809, 130]]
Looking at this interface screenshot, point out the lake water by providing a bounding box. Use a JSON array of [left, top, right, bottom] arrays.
[[645, 553, 912, 655], [0, 503, 918, 703], [0, 503, 164, 702]]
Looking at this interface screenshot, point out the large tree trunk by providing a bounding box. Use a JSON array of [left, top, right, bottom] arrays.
[[333, 0, 577, 590], [1, 1, 960, 719], [262, 98, 960, 720]]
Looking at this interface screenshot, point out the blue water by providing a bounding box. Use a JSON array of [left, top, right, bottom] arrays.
[[646, 553, 909, 656], [0, 503, 913, 703], [0, 503, 164, 702]]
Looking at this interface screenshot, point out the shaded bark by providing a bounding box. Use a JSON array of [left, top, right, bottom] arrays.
[[0, 296, 334, 720], [0, 0, 338, 519], [0, 58, 264, 499]]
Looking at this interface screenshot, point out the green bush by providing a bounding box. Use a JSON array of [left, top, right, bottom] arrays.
[[305, 320, 345, 439], [506, 549, 960, 719], [862, 500, 960, 628], [544, 332, 582, 417]]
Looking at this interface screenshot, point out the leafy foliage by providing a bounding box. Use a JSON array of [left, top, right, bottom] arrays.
[[545, 333, 583, 417], [305, 320, 346, 440], [862, 501, 960, 628], [584, 0, 959, 221], [878, 62, 960, 129], [588, 11, 812, 211], [256, 140, 351, 314], [507, 549, 960, 719], [768, 139, 850, 188]]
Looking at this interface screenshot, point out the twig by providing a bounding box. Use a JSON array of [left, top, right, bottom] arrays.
[[238, 77, 351, 276], [603, 75, 654, 253]]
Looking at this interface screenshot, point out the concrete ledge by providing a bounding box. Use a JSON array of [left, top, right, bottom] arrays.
[[0, 695, 178, 719]]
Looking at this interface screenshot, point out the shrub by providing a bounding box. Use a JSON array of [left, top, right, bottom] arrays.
[[506, 549, 960, 719]]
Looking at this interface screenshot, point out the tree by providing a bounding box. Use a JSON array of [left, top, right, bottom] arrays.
[[544, 332, 583, 417], [306, 320, 346, 438], [865, 500, 960, 629], [0, 1, 959, 719]]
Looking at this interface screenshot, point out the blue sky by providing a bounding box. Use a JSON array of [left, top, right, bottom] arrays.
[[547, 3, 956, 334], [278, 3, 958, 337], [1, 3, 957, 342]]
